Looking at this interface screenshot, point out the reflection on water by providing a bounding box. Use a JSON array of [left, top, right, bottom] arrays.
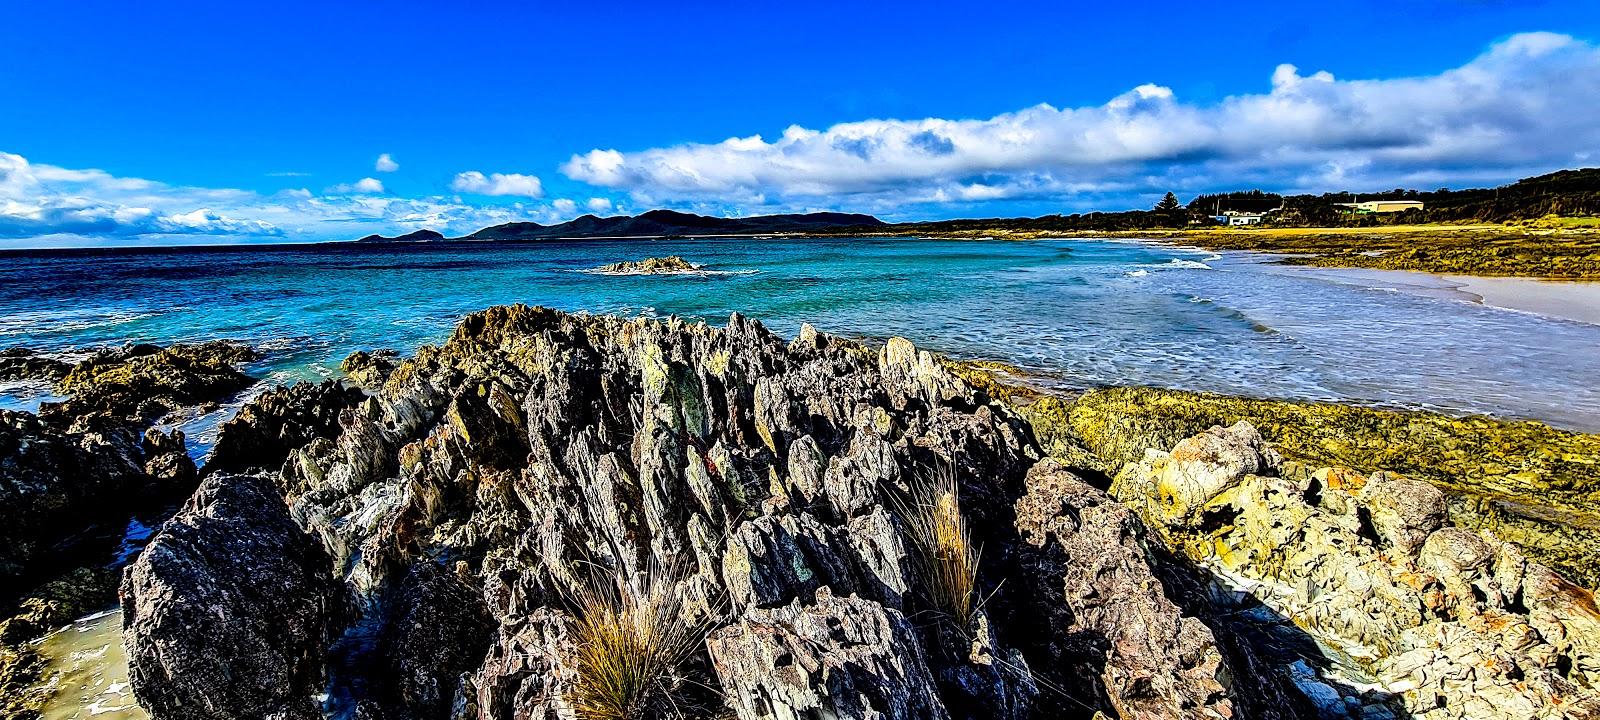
[[33, 609, 148, 720]]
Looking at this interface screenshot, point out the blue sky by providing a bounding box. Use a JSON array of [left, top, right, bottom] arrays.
[[3, 0, 1599, 246]]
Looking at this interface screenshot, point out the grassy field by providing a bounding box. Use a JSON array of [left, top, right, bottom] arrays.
[[872, 222, 1600, 279]]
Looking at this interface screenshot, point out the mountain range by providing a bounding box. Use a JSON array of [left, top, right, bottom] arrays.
[[356, 210, 883, 243]]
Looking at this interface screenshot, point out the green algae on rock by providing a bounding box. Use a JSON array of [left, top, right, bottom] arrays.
[[949, 362, 1600, 589]]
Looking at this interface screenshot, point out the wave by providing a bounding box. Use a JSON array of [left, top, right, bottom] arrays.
[[0, 307, 160, 336], [1153, 259, 1215, 270], [1125, 269, 1150, 278]]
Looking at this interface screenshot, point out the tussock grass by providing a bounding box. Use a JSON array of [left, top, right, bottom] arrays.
[[567, 562, 707, 720], [898, 466, 981, 627]]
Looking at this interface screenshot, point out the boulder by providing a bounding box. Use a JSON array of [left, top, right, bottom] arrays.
[[122, 472, 345, 720], [1015, 458, 1235, 719], [707, 587, 950, 720]]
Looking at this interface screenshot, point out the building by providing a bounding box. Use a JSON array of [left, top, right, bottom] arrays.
[[1336, 200, 1424, 214], [1212, 211, 1265, 226]]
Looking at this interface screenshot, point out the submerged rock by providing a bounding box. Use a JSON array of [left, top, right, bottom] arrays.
[[0, 347, 72, 383], [121, 472, 345, 720], [588, 255, 703, 274]]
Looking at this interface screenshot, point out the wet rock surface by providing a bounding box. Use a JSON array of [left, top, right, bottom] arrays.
[[121, 472, 346, 720], [0, 348, 71, 383]]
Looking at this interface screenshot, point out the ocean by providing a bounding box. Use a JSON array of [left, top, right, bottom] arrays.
[[3, 235, 1599, 432]]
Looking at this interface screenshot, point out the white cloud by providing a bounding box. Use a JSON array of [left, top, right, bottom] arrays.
[[451, 170, 544, 198], [586, 197, 613, 213], [329, 177, 385, 194], [551, 198, 577, 215], [0, 151, 569, 246], [563, 32, 1600, 208], [375, 153, 399, 172]]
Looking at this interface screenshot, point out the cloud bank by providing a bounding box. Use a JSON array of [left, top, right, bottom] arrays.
[[0, 152, 577, 246], [563, 32, 1600, 210], [451, 171, 544, 198]]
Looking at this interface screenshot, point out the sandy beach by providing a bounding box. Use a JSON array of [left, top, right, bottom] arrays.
[[1224, 254, 1600, 326]]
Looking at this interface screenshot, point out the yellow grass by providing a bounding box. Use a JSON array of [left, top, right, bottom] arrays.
[[568, 564, 705, 720], [898, 467, 980, 627]]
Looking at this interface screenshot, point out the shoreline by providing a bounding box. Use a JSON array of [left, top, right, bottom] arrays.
[[1239, 259, 1600, 326]]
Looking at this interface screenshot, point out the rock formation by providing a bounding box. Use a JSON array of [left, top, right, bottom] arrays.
[[122, 472, 346, 720], [589, 255, 703, 275], [114, 306, 1600, 720], [1113, 422, 1600, 719]]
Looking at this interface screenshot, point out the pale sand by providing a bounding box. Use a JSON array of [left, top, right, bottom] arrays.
[[1442, 275, 1600, 327], [1216, 254, 1600, 326]]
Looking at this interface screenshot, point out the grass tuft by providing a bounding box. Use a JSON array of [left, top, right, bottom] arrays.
[[898, 465, 980, 628], [567, 562, 706, 720]]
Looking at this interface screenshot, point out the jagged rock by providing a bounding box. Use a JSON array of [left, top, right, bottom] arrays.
[[589, 255, 702, 275], [341, 349, 399, 389], [0, 410, 144, 595], [170, 306, 1045, 718], [707, 587, 951, 720], [1112, 422, 1600, 720], [208, 379, 366, 475], [142, 427, 198, 495], [43, 340, 259, 429], [122, 472, 345, 720], [1015, 458, 1235, 719], [0, 347, 71, 383]]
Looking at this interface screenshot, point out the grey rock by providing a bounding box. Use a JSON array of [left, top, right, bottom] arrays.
[[122, 472, 345, 720]]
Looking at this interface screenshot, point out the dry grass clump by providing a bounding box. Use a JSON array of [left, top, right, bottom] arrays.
[[898, 466, 981, 627], [567, 563, 707, 720]]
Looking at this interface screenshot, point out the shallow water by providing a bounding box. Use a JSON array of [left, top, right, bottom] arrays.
[[32, 610, 147, 720], [2, 236, 1598, 430]]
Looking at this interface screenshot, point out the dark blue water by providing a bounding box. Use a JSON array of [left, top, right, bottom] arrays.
[[3, 236, 1598, 431]]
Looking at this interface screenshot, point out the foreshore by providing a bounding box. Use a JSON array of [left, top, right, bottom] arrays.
[[853, 222, 1600, 279]]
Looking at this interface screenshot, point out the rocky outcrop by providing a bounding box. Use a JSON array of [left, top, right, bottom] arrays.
[[707, 586, 951, 720], [340, 349, 399, 389], [0, 410, 145, 594], [0, 348, 71, 383], [1014, 459, 1235, 719], [125, 305, 1284, 719], [43, 340, 259, 429], [122, 472, 346, 720], [207, 379, 366, 476], [589, 255, 703, 275], [1113, 422, 1600, 719]]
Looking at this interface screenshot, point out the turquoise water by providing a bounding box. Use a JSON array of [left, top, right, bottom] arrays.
[[2, 236, 1598, 431]]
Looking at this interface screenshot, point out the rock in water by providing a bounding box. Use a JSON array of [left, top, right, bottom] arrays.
[[206, 379, 367, 476], [589, 255, 702, 274], [121, 472, 345, 720], [1113, 421, 1600, 719]]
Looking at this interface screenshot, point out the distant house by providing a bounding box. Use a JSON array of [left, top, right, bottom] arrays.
[[1336, 200, 1424, 214], [1212, 210, 1266, 226]]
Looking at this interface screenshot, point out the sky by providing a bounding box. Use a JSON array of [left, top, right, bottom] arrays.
[[2, 0, 1600, 248]]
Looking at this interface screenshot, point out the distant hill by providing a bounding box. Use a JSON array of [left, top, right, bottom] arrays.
[[356, 229, 445, 243], [357, 210, 884, 244]]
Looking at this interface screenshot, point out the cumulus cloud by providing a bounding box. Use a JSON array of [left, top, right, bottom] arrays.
[[551, 198, 577, 215], [586, 197, 613, 213], [563, 32, 1600, 208], [328, 177, 385, 194], [375, 153, 399, 172], [451, 171, 544, 198], [0, 151, 566, 245], [0, 152, 281, 238]]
